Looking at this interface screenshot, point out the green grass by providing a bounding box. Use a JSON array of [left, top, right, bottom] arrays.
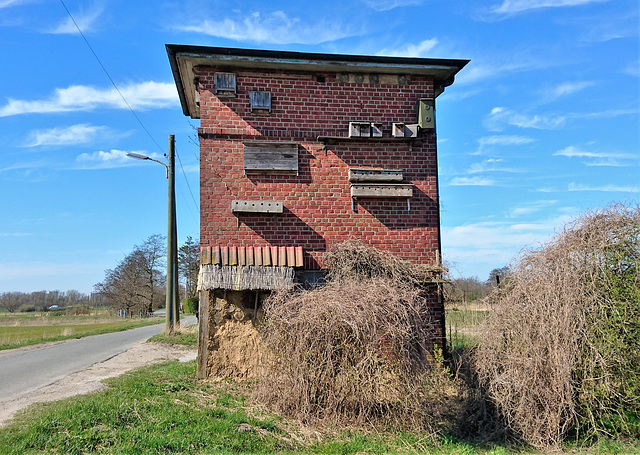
[[148, 327, 198, 346], [0, 360, 537, 455], [445, 307, 488, 352], [445, 308, 489, 330], [0, 318, 163, 351], [1, 359, 637, 453]]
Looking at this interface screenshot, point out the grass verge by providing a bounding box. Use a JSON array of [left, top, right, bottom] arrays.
[[148, 324, 198, 346], [1, 359, 637, 453], [0, 360, 530, 455], [0, 318, 163, 351]]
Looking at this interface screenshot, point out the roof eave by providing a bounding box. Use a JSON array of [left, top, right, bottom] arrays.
[[166, 44, 469, 119]]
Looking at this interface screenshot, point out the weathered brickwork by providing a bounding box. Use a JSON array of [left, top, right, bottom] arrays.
[[198, 67, 441, 270]]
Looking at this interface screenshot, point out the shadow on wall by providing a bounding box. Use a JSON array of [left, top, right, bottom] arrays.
[[354, 186, 437, 230], [246, 145, 317, 186], [236, 208, 326, 269]]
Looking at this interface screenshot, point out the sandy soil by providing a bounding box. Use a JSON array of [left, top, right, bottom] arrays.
[[0, 341, 197, 427]]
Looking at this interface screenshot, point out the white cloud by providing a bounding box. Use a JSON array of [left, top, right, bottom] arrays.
[[47, 5, 103, 34], [624, 61, 640, 77], [490, 0, 609, 16], [442, 213, 574, 278], [75, 149, 163, 169], [0, 0, 24, 7], [568, 183, 639, 193], [362, 0, 422, 11], [449, 176, 496, 186], [571, 109, 640, 120], [544, 81, 595, 102], [25, 124, 111, 147], [467, 159, 521, 174], [554, 145, 636, 166], [484, 106, 566, 131], [1, 159, 49, 173], [0, 82, 178, 117], [478, 135, 535, 147], [175, 11, 358, 45], [476, 134, 535, 153], [508, 200, 558, 218], [455, 58, 549, 85], [378, 38, 439, 57]]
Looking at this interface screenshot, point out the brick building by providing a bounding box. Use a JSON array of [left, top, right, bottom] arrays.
[[167, 45, 468, 377]]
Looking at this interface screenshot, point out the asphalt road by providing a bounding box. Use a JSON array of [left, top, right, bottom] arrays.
[[0, 316, 196, 402]]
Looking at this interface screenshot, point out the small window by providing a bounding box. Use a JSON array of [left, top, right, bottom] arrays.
[[214, 73, 236, 96], [249, 91, 272, 114], [316, 75, 326, 83]]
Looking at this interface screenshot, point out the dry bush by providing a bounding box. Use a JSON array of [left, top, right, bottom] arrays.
[[255, 241, 457, 430], [474, 203, 640, 449], [324, 239, 444, 285]]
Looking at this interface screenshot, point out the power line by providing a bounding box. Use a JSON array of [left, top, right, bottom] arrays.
[[60, 0, 200, 218], [59, 0, 165, 157], [175, 144, 200, 215]]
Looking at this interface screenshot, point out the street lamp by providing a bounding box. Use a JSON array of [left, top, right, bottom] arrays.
[[125, 152, 169, 179], [125, 136, 180, 333]]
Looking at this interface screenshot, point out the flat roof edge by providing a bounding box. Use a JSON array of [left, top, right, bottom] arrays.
[[166, 44, 469, 72], [166, 44, 469, 119]]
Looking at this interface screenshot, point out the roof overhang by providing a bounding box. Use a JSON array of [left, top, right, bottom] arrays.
[[166, 44, 469, 119]]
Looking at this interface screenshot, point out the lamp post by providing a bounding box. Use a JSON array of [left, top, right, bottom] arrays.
[[125, 135, 179, 334]]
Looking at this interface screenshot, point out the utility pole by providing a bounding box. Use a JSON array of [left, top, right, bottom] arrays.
[[166, 134, 176, 334], [172, 137, 180, 328], [125, 143, 177, 334]]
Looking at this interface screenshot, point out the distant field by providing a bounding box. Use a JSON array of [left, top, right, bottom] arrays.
[[445, 303, 490, 347], [0, 311, 162, 350]]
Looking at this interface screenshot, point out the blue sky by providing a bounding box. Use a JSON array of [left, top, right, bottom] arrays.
[[0, 0, 638, 293]]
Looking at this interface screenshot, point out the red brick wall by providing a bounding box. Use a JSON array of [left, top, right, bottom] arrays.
[[198, 67, 441, 270]]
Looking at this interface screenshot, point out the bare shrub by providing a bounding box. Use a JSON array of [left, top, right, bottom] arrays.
[[324, 239, 444, 285], [474, 203, 640, 449], [255, 241, 457, 430]]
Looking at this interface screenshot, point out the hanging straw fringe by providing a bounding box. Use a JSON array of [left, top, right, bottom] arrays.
[[198, 265, 295, 291]]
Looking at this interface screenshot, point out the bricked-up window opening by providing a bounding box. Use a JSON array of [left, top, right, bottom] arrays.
[[249, 91, 272, 114], [214, 72, 236, 96]]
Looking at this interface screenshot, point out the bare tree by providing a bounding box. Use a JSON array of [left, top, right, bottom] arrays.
[[95, 235, 166, 317], [447, 276, 489, 305], [486, 265, 511, 287], [0, 292, 23, 313], [136, 234, 166, 315], [178, 235, 199, 299]]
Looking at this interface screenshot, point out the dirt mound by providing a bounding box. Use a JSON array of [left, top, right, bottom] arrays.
[[207, 320, 266, 380]]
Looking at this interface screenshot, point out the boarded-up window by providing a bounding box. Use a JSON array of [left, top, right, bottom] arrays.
[[249, 91, 272, 113], [214, 73, 236, 96], [243, 142, 298, 174]]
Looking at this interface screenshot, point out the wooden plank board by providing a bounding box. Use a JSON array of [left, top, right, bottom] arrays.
[[351, 184, 413, 198], [243, 142, 298, 172], [349, 168, 403, 182], [232, 200, 284, 213]]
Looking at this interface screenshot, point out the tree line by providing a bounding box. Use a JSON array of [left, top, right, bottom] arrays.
[[94, 234, 199, 317], [0, 235, 200, 316], [0, 289, 102, 313], [445, 265, 511, 305]]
